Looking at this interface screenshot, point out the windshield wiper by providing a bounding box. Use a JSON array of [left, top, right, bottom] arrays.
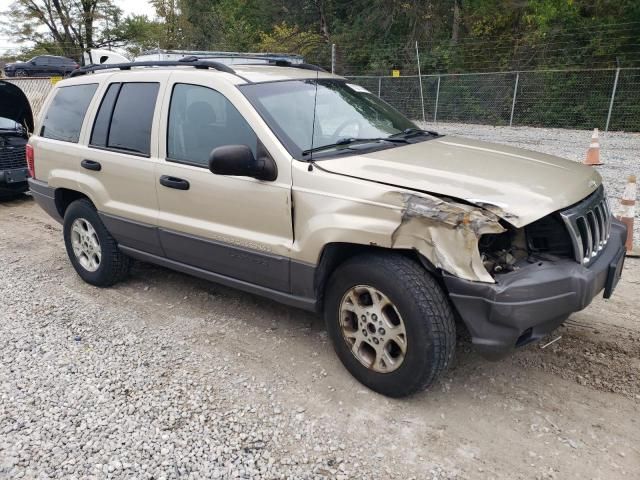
[[388, 128, 439, 139], [302, 136, 408, 156]]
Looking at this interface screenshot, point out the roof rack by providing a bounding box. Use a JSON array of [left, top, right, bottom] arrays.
[[70, 55, 327, 79], [70, 57, 236, 77]]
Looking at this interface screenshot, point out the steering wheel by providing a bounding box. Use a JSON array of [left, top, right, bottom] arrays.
[[332, 119, 363, 140]]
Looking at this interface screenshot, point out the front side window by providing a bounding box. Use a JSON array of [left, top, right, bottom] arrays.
[[90, 82, 159, 156], [241, 79, 419, 159], [41, 83, 98, 143], [167, 83, 257, 167]]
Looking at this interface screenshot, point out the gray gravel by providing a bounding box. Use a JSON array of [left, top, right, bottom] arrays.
[[420, 122, 640, 241], [1, 266, 345, 479], [0, 249, 457, 479]]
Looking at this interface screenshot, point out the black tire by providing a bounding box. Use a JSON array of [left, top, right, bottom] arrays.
[[63, 199, 130, 287], [324, 252, 456, 397], [15, 69, 27, 77]]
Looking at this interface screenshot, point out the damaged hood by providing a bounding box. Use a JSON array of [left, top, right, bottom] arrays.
[[317, 136, 601, 227]]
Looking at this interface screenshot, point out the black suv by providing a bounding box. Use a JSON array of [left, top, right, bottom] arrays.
[[4, 55, 79, 78], [0, 81, 32, 198]]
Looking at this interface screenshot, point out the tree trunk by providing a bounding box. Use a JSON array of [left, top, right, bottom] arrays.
[[451, 0, 461, 45], [315, 0, 330, 41]]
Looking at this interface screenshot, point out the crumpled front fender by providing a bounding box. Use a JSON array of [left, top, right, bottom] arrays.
[[390, 193, 506, 283]]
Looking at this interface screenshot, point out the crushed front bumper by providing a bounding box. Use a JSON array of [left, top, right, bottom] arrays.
[[443, 220, 627, 359]]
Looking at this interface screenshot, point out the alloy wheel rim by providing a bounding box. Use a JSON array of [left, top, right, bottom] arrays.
[[70, 218, 101, 272], [338, 285, 407, 373]]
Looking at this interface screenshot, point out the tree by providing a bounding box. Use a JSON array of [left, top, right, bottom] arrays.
[[257, 22, 326, 58], [0, 0, 157, 61]]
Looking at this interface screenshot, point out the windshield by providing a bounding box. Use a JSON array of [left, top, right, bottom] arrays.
[[241, 79, 418, 159]]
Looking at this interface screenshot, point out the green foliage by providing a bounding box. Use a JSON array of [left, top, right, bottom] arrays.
[[3, 0, 639, 71], [257, 23, 325, 58]]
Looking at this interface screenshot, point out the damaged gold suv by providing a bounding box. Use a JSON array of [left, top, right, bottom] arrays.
[[28, 58, 627, 397]]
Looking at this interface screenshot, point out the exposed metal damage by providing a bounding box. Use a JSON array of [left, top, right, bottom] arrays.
[[390, 193, 507, 283]]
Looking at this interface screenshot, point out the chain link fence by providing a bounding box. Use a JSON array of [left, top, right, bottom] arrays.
[[346, 68, 640, 132], [3, 77, 54, 119], [2, 67, 639, 132]]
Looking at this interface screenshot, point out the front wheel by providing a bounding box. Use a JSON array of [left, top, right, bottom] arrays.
[[63, 199, 130, 287], [324, 252, 456, 397]]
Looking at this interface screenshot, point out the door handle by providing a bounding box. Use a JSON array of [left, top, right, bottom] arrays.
[[160, 175, 190, 190], [81, 159, 101, 171]]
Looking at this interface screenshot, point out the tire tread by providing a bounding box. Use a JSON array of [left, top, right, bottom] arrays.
[[325, 252, 456, 397], [64, 199, 130, 287]]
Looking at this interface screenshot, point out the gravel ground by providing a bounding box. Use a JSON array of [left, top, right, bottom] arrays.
[[0, 235, 408, 479], [419, 122, 640, 241], [1, 125, 640, 479]]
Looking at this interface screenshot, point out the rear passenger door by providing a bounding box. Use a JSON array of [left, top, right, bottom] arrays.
[[154, 73, 294, 291], [50, 57, 64, 76], [78, 72, 169, 255], [34, 82, 99, 188], [32, 57, 48, 76]]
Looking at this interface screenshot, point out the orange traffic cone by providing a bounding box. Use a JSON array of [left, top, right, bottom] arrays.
[[584, 128, 603, 166], [617, 175, 639, 257]]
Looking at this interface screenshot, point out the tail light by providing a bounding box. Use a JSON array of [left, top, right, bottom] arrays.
[[26, 144, 35, 179]]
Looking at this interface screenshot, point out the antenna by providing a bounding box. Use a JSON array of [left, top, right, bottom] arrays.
[[308, 68, 320, 162]]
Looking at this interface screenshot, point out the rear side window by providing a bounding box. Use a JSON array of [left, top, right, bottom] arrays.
[[167, 83, 257, 167], [90, 82, 159, 156], [41, 84, 97, 143]]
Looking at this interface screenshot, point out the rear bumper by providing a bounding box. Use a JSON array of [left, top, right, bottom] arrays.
[[444, 220, 627, 359], [28, 178, 63, 222], [0, 168, 29, 193]]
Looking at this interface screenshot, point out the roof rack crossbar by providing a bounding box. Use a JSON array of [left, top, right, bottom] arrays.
[[70, 59, 237, 77]]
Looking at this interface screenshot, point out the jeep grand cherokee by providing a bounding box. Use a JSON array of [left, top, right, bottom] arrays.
[[27, 59, 626, 397]]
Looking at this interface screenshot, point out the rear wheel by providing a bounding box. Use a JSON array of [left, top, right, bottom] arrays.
[[63, 199, 130, 286], [324, 252, 456, 397]]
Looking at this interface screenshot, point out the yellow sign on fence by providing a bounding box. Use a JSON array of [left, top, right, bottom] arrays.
[[50, 76, 62, 85], [392, 69, 400, 77]]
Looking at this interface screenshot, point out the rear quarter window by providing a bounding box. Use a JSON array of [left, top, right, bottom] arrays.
[[40, 84, 98, 143]]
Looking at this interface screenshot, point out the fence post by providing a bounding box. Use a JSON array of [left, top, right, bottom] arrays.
[[509, 71, 520, 127], [434, 75, 441, 123], [415, 41, 426, 123], [605, 67, 620, 133], [377, 76, 382, 98], [331, 43, 336, 74]]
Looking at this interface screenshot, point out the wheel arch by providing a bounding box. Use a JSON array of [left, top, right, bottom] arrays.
[[313, 242, 440, 313], [54, 188, 94, 218]]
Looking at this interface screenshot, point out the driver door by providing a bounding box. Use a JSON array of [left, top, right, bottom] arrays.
[[154, 73, 294, 292]]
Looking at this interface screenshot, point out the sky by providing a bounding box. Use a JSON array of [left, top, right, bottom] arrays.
[[0, 0, 153, 53]]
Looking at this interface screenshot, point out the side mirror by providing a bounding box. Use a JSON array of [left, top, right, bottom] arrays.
[[208, 144, 277, 181]]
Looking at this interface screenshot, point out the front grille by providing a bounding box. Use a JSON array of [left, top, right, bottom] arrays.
[[559, 186, 611, 265], [526, 213, 573, 257], [0, 146, 27, 170]]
